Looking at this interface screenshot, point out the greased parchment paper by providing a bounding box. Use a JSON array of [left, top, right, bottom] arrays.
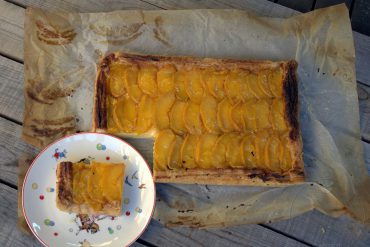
[[23, 4, 370, 227]]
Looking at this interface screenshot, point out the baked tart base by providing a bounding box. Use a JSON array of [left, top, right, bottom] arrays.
[[93, 52, 304, 186]]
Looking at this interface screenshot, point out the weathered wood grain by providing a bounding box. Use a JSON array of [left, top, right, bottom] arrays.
[[141, 220, 308, 247], [358, 83, 370, 141], [268, 209, 370, 246], [0, 117, 38, 186], [134, 0, 299, 17], [0, 55, 24, 123], [0, 0, 24, 61], [0, 183, 43, 247], [276, 0, 314, 12]]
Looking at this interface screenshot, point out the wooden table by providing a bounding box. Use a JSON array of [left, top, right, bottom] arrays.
[[1, 0, 369, 246]]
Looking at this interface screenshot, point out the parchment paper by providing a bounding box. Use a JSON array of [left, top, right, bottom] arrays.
[[22, 4, 370, 227]]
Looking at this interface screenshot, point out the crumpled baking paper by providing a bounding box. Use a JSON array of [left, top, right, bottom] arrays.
[[22, 4, 370, 227]]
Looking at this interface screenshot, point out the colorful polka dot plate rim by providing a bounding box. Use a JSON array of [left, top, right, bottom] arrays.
[[22, 132, 155, 247]]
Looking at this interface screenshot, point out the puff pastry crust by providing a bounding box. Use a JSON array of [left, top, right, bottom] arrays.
[[56, 161, 125, 216], [93, 52, 304, 186]]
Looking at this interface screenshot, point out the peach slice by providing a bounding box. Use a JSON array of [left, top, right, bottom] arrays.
[[154, 129, 176, 170], [181, 134, 199, 169], [157, 64, 176, 94]]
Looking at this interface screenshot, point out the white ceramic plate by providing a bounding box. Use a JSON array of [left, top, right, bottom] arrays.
[[22, 132, 155, 247]]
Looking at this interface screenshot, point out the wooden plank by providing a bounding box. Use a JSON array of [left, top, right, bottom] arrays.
[[0, 183, 43, 246], [276, 0, 314, 12], [140, 219, 308, 247], [0, 55, 24, 123], [0, 117, 38, 186], [358, 83, 370, 141], [0, 0, 24, 61], [268, 210, 370, 247], [351, 0, 370, 36], [354, 32, 370, 86], [133, 0, 299, 17], [314, 0, 352, 10], [14, 0, 159, 12]]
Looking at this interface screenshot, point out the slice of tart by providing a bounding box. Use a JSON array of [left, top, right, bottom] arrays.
[[56, 160, 125, 216]]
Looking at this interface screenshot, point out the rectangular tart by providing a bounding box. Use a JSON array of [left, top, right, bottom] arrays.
[[93, 52, 304, 186], [56, 161, 125, 216]]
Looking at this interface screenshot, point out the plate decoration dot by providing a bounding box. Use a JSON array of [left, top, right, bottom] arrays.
[[96, 143, 106, 150], [108, 227, 114, 234], [39, 195, 44, 200], [44, 219, 55, 226], [46, 187, 55, 192], [135, 207, 142, 213], [31, 183, 38, 190], [52, 148, 67, 160]]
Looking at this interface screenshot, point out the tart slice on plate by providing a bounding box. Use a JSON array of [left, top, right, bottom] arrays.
[[22, 133, 155, 247], [56, 160, 125, 216]]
